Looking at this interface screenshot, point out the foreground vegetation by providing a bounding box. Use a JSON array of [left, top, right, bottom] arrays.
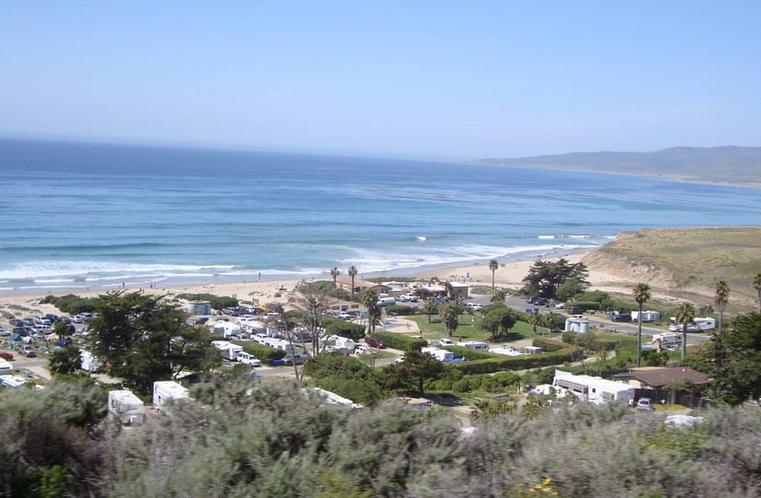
[[2, 378, 761, 498]]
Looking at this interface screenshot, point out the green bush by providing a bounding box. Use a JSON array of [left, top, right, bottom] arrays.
[[371, 332, 426, 351], [234, 341, 286, 364], [176, 293, 239, 310], [453, 341, 583, 375], [324, 317, 365, 341], [295, 280, 352, 301], [40, 294, 98, 314], [386, 304, 419, 315], [566, 301, 601, 311], [303, 353, 388, 405]]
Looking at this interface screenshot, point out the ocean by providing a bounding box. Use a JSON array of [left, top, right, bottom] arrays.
[[1, 139, 760, 293]]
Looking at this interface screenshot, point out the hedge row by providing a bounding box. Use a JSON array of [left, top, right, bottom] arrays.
[[233, 341, 286, 365], [323, 317, 365, 341], [453, 341, 583, 375], [371, 332, 426, 351]]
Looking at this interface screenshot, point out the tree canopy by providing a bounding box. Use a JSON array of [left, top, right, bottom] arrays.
[[522, 258, 589, 299]]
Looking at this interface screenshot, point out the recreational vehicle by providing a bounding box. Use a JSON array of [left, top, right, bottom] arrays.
[[108, 389, 145, 425], [457, 341, 489, 351], [152, 381, 190, 411], [421, 347, 455, 362], [553, 370, 635, 404], [652, 333, 682, 351], [211, 340, 244, 361], [668, 317, 716, 332]]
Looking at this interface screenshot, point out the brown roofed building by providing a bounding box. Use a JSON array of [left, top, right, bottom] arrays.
[[616, 367, 710, 390]]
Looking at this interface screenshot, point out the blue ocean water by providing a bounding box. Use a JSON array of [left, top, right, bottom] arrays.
[[1, 139, 760, 292]]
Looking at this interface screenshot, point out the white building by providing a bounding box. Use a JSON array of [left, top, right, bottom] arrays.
[[153, 381, 190, 411], [564, 317, 590, 333], [108, 389, 145, 425], [421, 347, 455, 362], [631, 310, 661, 322], [552, 370, 635, 404]]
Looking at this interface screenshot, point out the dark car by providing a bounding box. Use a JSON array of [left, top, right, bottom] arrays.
[[0, 351, 14, 361], [610, 312, 632, 322], [567, 306, 582, 315], [365, 337, 385, 349], [9, 319, 23, 327]]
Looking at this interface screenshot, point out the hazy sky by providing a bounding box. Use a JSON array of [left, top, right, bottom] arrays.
[[2, 1, 760, 159]]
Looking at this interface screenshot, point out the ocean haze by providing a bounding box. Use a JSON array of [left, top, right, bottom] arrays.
[[1, 139, 761, 292]]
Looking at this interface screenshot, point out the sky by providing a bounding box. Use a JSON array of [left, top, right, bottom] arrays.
[[1, 1, 760, 160]]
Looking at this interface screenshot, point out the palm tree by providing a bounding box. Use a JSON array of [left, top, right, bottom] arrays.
[[348, 265, 358, 297], [527, 309, 542, 335], [440, 301, 461, 338], [715, 280, 730, 336], [753, 273, 761, 312], [330, 267, 340, 287], [422, 298, 437, 323], [361, 289, 380, 335], [491, 289, 507, 304], [632, 283, 652, 367], [488, 259, 499, 292], [675, 302, 696, 362]]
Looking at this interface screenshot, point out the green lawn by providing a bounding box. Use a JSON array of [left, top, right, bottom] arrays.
[[405, 314, 548, 343]]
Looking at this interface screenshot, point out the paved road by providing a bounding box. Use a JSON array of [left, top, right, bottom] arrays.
[[469, 294, 711, 346], [0, 348, 51, 380]]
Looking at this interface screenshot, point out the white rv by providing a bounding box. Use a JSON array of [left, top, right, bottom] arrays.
[[152, 381, 190, 411], [108, 389, 145, 425], [457, 341, 489, 351], [631, 310, 661, 322], [552, 370, 635, 404], [668, 317, 716, 332], [212, 340, 244, 361], [421, 347, 455, 362], [564, 317, 590, 333], [309, 387, 363, 408], [324, 335, 357, 354], [80, 350, 102, 372], [0, 359, 13, 376]]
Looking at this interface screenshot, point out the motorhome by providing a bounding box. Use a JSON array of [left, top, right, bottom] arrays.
[[668, 317, 716, 332], [457, 341, 489, 351], [490, 347, 523, 356], [631, 310, 661, 322], [108, 389, 145, 425], [152, 381, 190, 411], [421, 347, 455, 362], [553, 370, 635, 404], [211, 340, 244, 361]]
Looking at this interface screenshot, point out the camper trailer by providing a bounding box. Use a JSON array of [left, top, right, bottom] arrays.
[[457, 341, 489, 351], [668, 317, 716, 332], [212, 340, 244, 361], [108, 389, 145, 425], [152, 381, 190, 411], [553, 370, 635, 405], [324, 335, 357, 354], [421, 347, 455, 362], [80, 350, 102, 372]]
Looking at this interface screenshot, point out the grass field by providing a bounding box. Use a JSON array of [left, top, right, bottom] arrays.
[[585, 227, 761, 303], [405, 314, 549, 342]]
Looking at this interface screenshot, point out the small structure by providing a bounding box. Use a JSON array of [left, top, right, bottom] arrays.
[[80, 350, 102, 372], [0, 359, 13, 376], [651, 333, 682, 351], [421, 347, 455, 362], [187, 301, 212, 315], [324, 335, 357, 354], [565, 317, 590, 333], [616, 367, 709, 391], [152, 381, 190, 411], [553, 370, 635, 404], [631, 310, 661, 322], [522, 346, 544, 355], [0, 374, 27, 389], [212, 340, 244, 361], [490, 347, 523, 357], [447, 282, 469, 300], [108, 389, 145, 425]]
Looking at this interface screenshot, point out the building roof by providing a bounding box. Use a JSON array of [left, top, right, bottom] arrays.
[[619, 367, 710, 388]]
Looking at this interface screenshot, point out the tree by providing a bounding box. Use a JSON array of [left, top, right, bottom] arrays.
[[527, 309, 542, 334], [361, 289, 380, 335], [330, 267, 340, 286], [488, 259, 499, 292], [675, 302, 696, 362], [479, 305, 517, 339], [715, 280, 730, 337], [89, 291, 220, 394], [439, 301, 462, 338], [522, 258, 589, 299], [48, 345, 82, 376], [54, 321, 74, 343], [753, 273, 761, 312], [422, 298, 437, 323], [348, 265, 359, 297], [384, 347, 444, 394], [694, 312, 761, 405], [632, 283, 651, 367], [296, 284, 334, 356], [490, 289, 507, 304]]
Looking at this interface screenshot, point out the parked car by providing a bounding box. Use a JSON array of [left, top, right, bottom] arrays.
[[0, 351, 14, 361], [9, 319, 23, 327], [636, 398, 654, 411], [19, 345, 36, 358], [438, 338, 455, 347], [365, 337, 385, 349], [566, 306, 582, 315], [610, 312, 632, 322], [465, 302, 484, 312], [236, 352, 261, 367]]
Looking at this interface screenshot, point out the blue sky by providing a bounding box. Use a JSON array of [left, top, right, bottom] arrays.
[[1, 1, 760, 159]]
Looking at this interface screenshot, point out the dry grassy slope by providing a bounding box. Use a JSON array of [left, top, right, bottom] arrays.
[[582, 227, 761, 304]]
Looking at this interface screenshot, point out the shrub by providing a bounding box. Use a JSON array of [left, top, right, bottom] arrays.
[[386, 304, 419, 316], [453, 342, 583, 375], [304, 353, 388, 405], [40, 294, 98, 314], [296, 280, 352, 301], [371, 332, 426, 351], [566, 301, 601, 311], [176, 293, 239, 310], [323, 318, 365, 341]]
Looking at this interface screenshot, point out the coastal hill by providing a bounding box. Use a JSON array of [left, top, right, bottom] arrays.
[[477, 146, 761, 186], [582, 227, 761, 307]]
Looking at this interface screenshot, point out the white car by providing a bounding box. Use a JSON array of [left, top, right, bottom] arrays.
[[438, 338, 455, 347], [352, 345, 371, 356], [236, 352, 262, 367], [465, 302, 483, 312]]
